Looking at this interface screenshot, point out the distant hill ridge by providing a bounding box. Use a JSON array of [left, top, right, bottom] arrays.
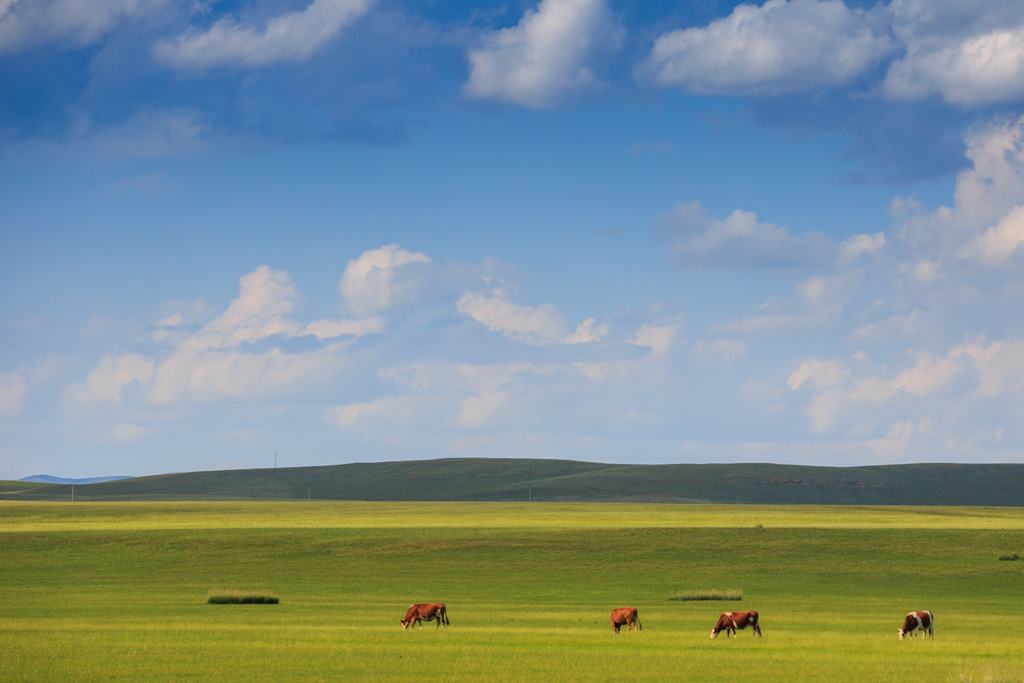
[[2, 459, 1022, 505], [19, 475, 134, 485]]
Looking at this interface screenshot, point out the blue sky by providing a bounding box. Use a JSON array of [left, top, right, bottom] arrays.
[[3, 0, 1024, 478]]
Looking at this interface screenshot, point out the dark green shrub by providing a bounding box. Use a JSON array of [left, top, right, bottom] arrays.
[[669, 589, 743, 602], [207, 590, 279, 604]]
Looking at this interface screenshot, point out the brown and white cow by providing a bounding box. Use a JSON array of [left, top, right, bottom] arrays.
[[610, 607, 642, 634], [898, 611, 933, 640], [401, 603, 449, 630], [710, 610, 761, 638]]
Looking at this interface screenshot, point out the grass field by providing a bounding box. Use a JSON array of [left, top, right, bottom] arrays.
[[1, 501, 1022, 682]]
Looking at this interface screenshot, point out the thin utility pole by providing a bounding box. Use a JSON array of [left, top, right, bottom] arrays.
[[71, 485, 75, 503], [307, 487, 310, 502], [528, 487, 532, 502], [274, 451, 277, 469]]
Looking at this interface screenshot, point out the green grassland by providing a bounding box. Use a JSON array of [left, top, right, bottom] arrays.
[[5, 459, 1024, 504], [2, 502, 1023, 682]]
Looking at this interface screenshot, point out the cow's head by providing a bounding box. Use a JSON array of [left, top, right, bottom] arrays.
[[401, 619, 410, 630]]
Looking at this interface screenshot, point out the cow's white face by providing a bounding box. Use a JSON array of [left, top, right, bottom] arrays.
[[710, 630, 718, 639], [898, 629, 905, 640]]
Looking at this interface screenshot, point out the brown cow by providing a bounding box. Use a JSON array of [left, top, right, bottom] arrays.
[[710, 610, 761, 638], [898, 611, 934, 640], [401, 603, 449, 630], [610, 607, 642, 634]]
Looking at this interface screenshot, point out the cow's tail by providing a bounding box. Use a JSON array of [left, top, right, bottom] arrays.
[[442, 607, 450, 626], [637, 618, 643, 631]]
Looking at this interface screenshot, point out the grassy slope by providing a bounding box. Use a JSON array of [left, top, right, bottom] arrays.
[[4, 459, 1023, 505], [1, 502, 1022, 682]]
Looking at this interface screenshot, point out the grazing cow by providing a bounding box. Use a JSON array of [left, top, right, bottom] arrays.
[[610, 607, 642, 634], [710, 610, 762, 638], [401, 603, 449, 630], [898, 611, 934, 640]]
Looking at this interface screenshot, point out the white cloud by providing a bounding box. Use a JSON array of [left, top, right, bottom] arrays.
[[628, 323, 678, 359], [787, 358, 847, 391], [665, 202, 831, 268], [838, 232, 886, 263], [853, 352, 962, 403], [717, 272, 858, 337], [910, 259, 940, 283], [66, 354, 155, 407], [302, 317, 385, 339], [463, 0, 618, 109], [67, 264, 384, 408], [640, 0, 890, 95], [959, 204, 1024, 266], [952, 338, 1024, 398], [560, 317, 609, 345], [0, 0, 168, 54], [154, 0, 372, 70], [339, 244, 431, 315], [850, 309, 925, 342], [0, 372, 26, 417], [146, 265, 371, 404], [884, 0, 1024, 107], [326, 400, 385, 430], [457, 289, 606, 346], [952, 116, 1024, 228], [867, 419, 924, 458], [455, 391, 509, 428]]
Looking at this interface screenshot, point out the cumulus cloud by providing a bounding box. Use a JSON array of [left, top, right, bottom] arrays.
[[665, 201, 831, 268], [0, 372, 26, 417], [70, 264, 382, 409], [640, 0, 890, 95], [784, 336, 1024, 437], [154, 0, 372, 70], [787, 358, 847, 391], [0, 0, 168, 54], [463, 0, 618, 109], [147, 265, 374, 404], [457, 289, 607, 345], [867, 419, 928, 458], [302, 317, 385, 340], [339, 244, 431, 315], [959, 205, 1024, 266], [65, 354, 155, 407], [838, 232, 886, 263], [884, 2, 1024, 106], [455, 391, 509, 429], [716, 272, 859, 336], [628, 323, 678, 359]]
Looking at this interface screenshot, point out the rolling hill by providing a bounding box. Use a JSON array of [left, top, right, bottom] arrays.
[[19, 475, 133, 485], [2, 458, 1022, 505]]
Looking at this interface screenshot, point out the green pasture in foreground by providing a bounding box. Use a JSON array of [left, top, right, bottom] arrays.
[[1, 502, 1022, 682]]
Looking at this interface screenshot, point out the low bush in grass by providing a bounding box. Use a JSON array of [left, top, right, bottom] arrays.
[[997, 553, 1021, 561], [207, 590, 279, 604], [669, 589, 743, 602]]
